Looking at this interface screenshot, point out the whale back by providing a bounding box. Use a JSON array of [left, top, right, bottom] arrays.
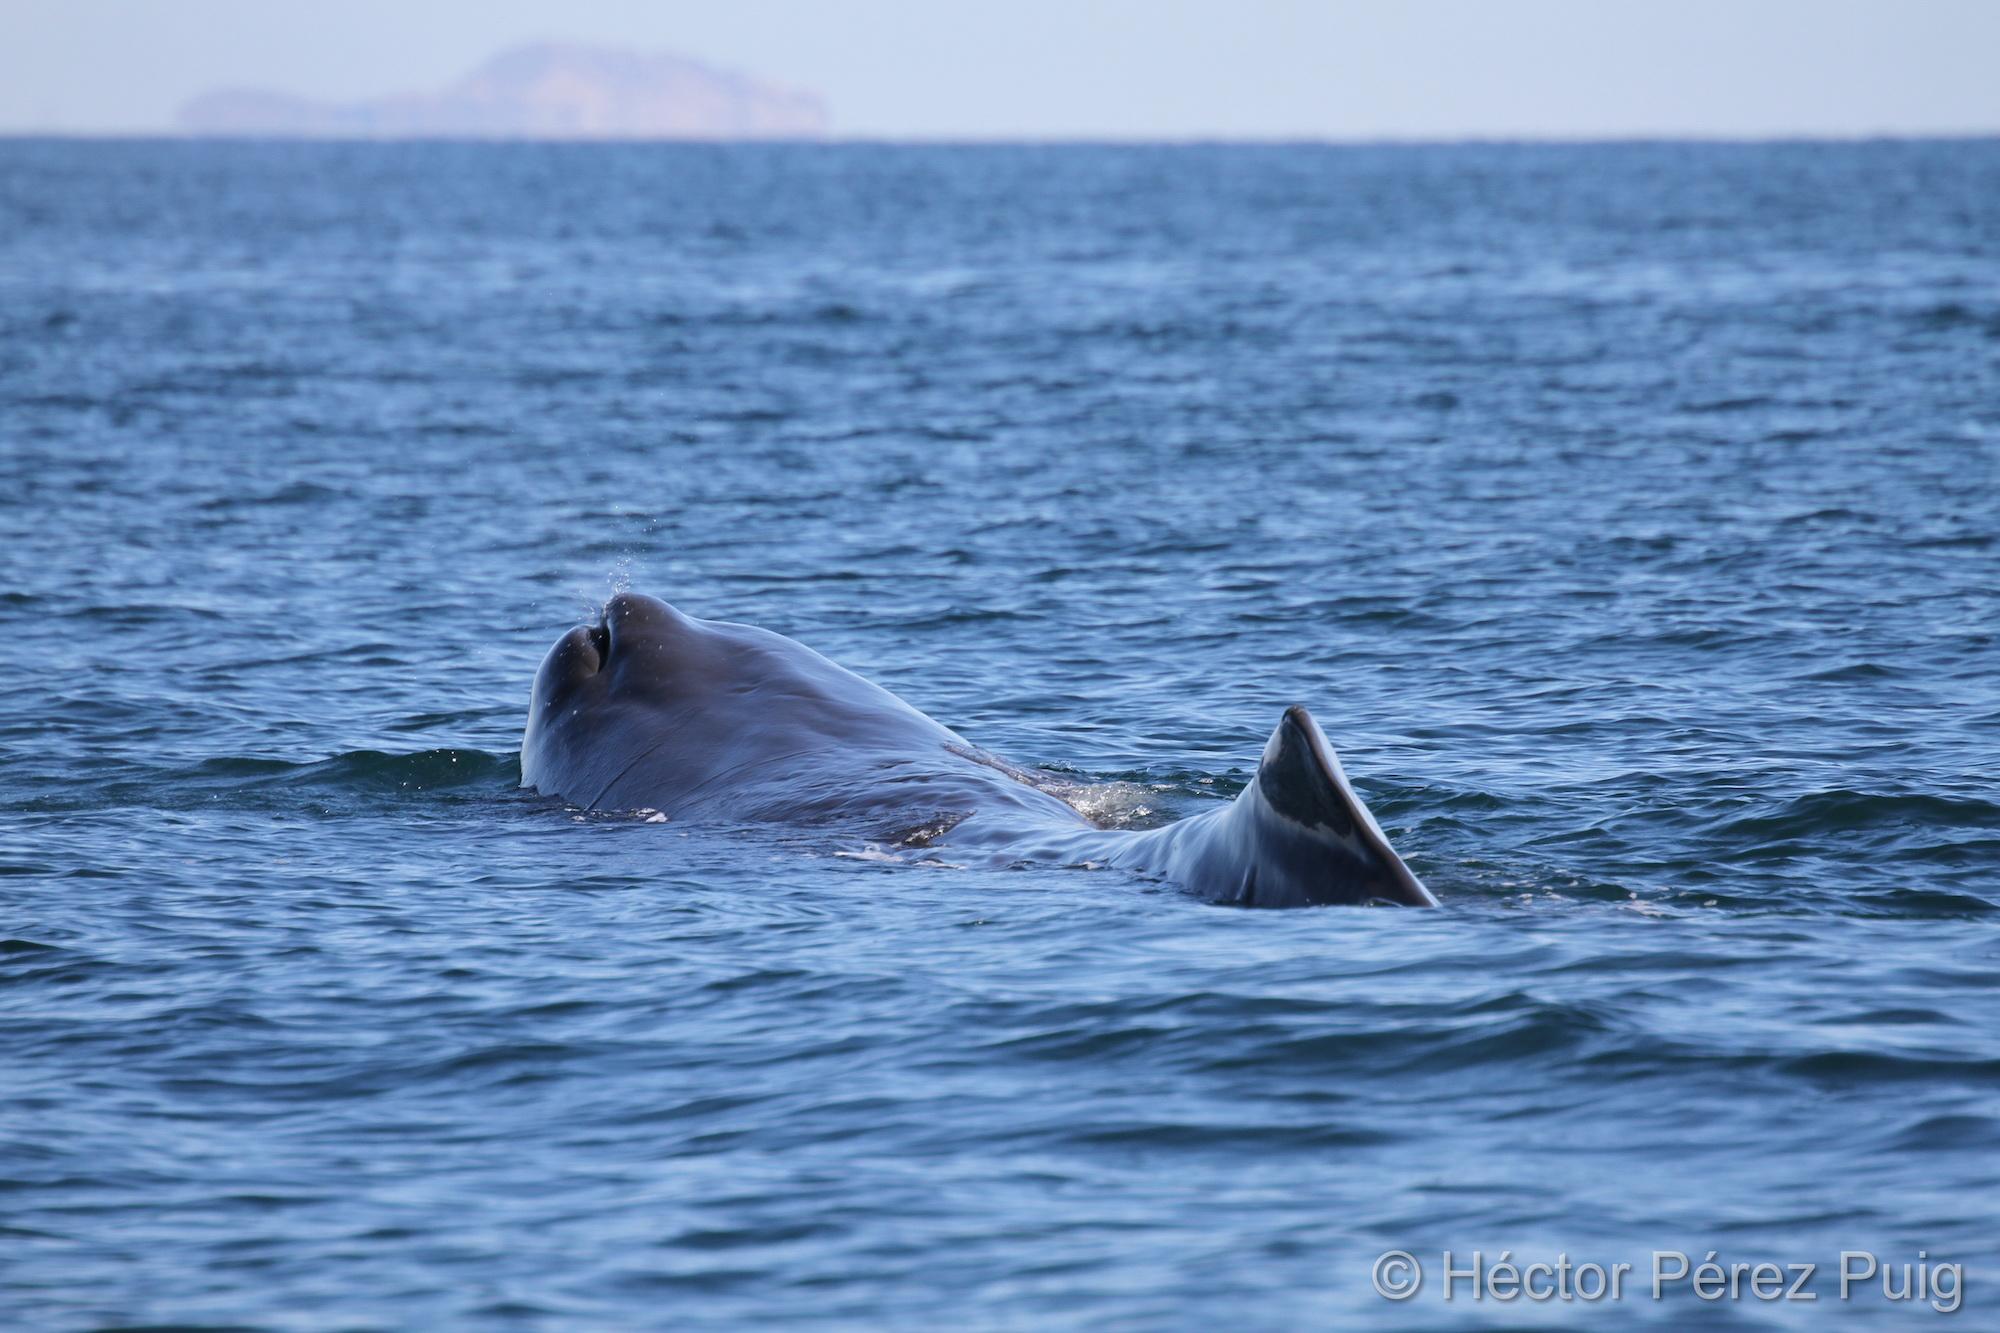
[[522, 593, 1088, 830], [524, 594, 1435, 908]]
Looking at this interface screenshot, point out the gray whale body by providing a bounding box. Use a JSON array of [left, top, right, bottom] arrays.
[[523, 593, 1436, 908]]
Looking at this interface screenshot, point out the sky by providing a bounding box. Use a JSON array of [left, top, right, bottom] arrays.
[[3, 0, 1998, 140]]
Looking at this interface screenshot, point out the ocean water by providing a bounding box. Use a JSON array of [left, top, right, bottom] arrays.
[[2, 140, 1997, 1329]]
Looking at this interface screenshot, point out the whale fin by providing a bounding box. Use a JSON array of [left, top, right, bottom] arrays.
[[1228, 706, 1436, 907]]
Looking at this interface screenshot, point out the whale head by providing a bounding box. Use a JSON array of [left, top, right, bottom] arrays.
[[521, 592, 961, 815], [521, 592, 713, 809]]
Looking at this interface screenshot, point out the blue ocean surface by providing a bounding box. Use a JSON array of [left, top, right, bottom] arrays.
[[2, 140, 1997, 1329]]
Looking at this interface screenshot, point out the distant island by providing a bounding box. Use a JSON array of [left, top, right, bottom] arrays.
[[177, 43, 829, 140]]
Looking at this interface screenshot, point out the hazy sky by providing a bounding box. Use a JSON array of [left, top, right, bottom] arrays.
[[4, 0, 1998, 139]]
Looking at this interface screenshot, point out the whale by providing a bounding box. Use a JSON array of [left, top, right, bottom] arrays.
[[522, 593, 1436, 908]]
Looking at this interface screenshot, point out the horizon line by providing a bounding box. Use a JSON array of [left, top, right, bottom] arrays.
[[5, 129, 2000, 147]]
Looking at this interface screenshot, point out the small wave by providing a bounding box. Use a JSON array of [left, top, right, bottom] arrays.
[[0, 939, 64, 959], [1846, 887, 1997, 918], [1716, 789, 2000, 842], [1881, 1114, 2000, 1152], [1911, 301, 2000, 336], [1779, 1050, 2000, 1087], [0, 942, 115, 990], [55, 601, 227, 624], [1063, 1120, 1396, 1152], [62, 749, 527, 819], [191, 747, 516, 794], [1801, 660, 1899, 682], [195, 480, 345, 508], [1775, 505, 1877, 526], [1679, 394, 1772, 414]]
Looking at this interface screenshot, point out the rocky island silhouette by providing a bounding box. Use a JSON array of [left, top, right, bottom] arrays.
[[178, 42, 828, 139]]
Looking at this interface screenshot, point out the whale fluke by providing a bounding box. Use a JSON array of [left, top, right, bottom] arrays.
[[1244, 706, 1436, 906], [1120, 706, 1436, 907]]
